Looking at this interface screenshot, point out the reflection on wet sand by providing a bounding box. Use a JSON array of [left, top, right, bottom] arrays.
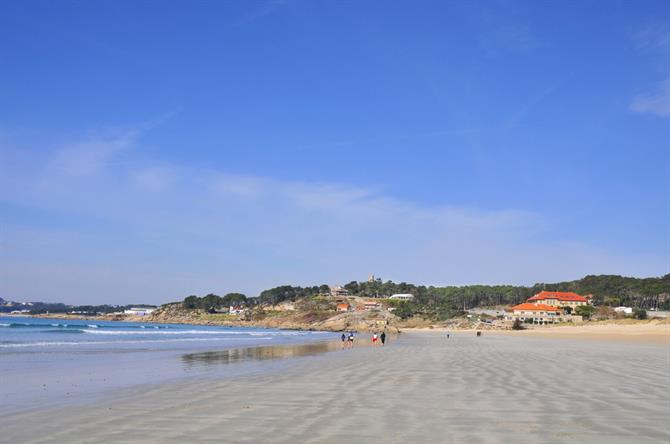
[[181, 340, 341, 369]]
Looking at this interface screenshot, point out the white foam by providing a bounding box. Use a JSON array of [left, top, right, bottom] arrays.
[[0, 337, 270, 348], [81, 328, 279, 336]]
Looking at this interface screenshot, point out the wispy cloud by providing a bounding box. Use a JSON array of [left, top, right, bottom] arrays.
[[633, 23, 670, 54], [630, 23, 670, 118], [49, 129, 137, 177], [479, 23, 540, 56], [630, 78, 670, 117], [1, 126, 666, 304], [134, 167, 179, 192], [233, 0, 290, 26]]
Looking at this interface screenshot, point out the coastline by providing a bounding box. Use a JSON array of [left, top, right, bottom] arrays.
[[25, 312, 670, 342], [28, 310, 401, 334], [0, 316, 346, 417]]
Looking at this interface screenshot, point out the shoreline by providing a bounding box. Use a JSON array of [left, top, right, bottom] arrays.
[[0, 322, 387, 417], [16, 312, 670, 342]]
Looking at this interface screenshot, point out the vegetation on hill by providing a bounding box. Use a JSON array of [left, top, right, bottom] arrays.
[[7, 274, 666, 321], [182, 293, 248, 311], [176, 274, 669, 322]]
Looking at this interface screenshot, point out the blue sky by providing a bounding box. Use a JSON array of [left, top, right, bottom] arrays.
[[1, 0, 668, 305]]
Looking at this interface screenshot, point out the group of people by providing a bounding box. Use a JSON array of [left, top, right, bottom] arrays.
[[340, 331, 386, 348], [341, 331, 355, 348]]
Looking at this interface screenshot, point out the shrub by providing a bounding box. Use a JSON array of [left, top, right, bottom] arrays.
[[634, 308, 647, 320], [512, 319, 525, 330]]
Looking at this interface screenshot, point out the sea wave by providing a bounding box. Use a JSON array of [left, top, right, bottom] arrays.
[[0, 321, 175, 330], [81, 329, 274, 336], [0, 322, 32, 328], [0, 337, 270, 348]]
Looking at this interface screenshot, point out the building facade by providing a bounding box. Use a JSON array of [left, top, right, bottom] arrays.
[[330, 286, 350, 298], [527, 291, 589, 310], [504, 303, 563, 324]]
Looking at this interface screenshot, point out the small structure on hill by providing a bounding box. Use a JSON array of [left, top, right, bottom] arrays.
[[229, 305, 245, 315], [614, 306, 633, 314], [330, 286, 350, 298], [124, 307, 156, 316], [362, 301, 382, 310], [390, 293, 414, 301], [336, 303, 351, 312]]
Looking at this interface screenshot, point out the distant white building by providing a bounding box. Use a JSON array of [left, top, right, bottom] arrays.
[[390, 294, 415, 301], [229, 305, 245, 315], [614, 306, 633, 314], [362, 301, 382, 310], [330, 286, 350, 297], [124, 307, 156, 316]]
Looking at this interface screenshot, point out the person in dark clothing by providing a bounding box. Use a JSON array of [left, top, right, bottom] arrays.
[[341, 333, 346, 348], [380, 331, 386, 346]]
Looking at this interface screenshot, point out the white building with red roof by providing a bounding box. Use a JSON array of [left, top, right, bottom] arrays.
[[504, 303, 564, 325], [503, 291, 590, 325], [527, 291, 589, 310]]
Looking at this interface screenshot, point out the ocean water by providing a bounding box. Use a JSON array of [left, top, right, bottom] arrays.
[[0, 316, 334, 414]]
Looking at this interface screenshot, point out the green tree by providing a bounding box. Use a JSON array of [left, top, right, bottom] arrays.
[[343, 281, 359, 295], [222, 293, 247, 306], [200, 293, 223, 310], [183, 295, 200, 309], [392, 301, 416, 320], [575, 305, 595, 319]]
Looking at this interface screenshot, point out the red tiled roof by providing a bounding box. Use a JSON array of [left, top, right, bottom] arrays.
[[528, 291, 588, 302], [509, 303, 561, 312]]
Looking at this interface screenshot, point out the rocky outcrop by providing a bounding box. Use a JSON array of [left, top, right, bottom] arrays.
[[141, 303, 402, 333]]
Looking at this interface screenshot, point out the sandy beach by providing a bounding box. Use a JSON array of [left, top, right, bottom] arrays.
[[407, 320, 670, 344], [1, 330, 669, 443]]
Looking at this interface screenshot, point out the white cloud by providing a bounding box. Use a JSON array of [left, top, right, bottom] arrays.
[[633, 23, 670, 54], [212, 173, 268, 197], [134, 167, 178, 191], [1, 128, 667, 304], [630, 78, 670, 118], [49, 129, 137, 176]]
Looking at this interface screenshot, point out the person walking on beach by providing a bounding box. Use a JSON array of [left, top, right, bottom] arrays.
[[341, 333, 346, 348], [380, 331, 386, 346], [372, 332, 378, 346], [348, 331, 355, 347]]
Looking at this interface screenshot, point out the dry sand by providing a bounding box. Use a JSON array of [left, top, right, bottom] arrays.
[[1, 331, 668, 443], [409, 320, 670, 344]]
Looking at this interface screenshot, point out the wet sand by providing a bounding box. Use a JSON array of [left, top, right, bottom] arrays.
[[1, 331, 668, 443]]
